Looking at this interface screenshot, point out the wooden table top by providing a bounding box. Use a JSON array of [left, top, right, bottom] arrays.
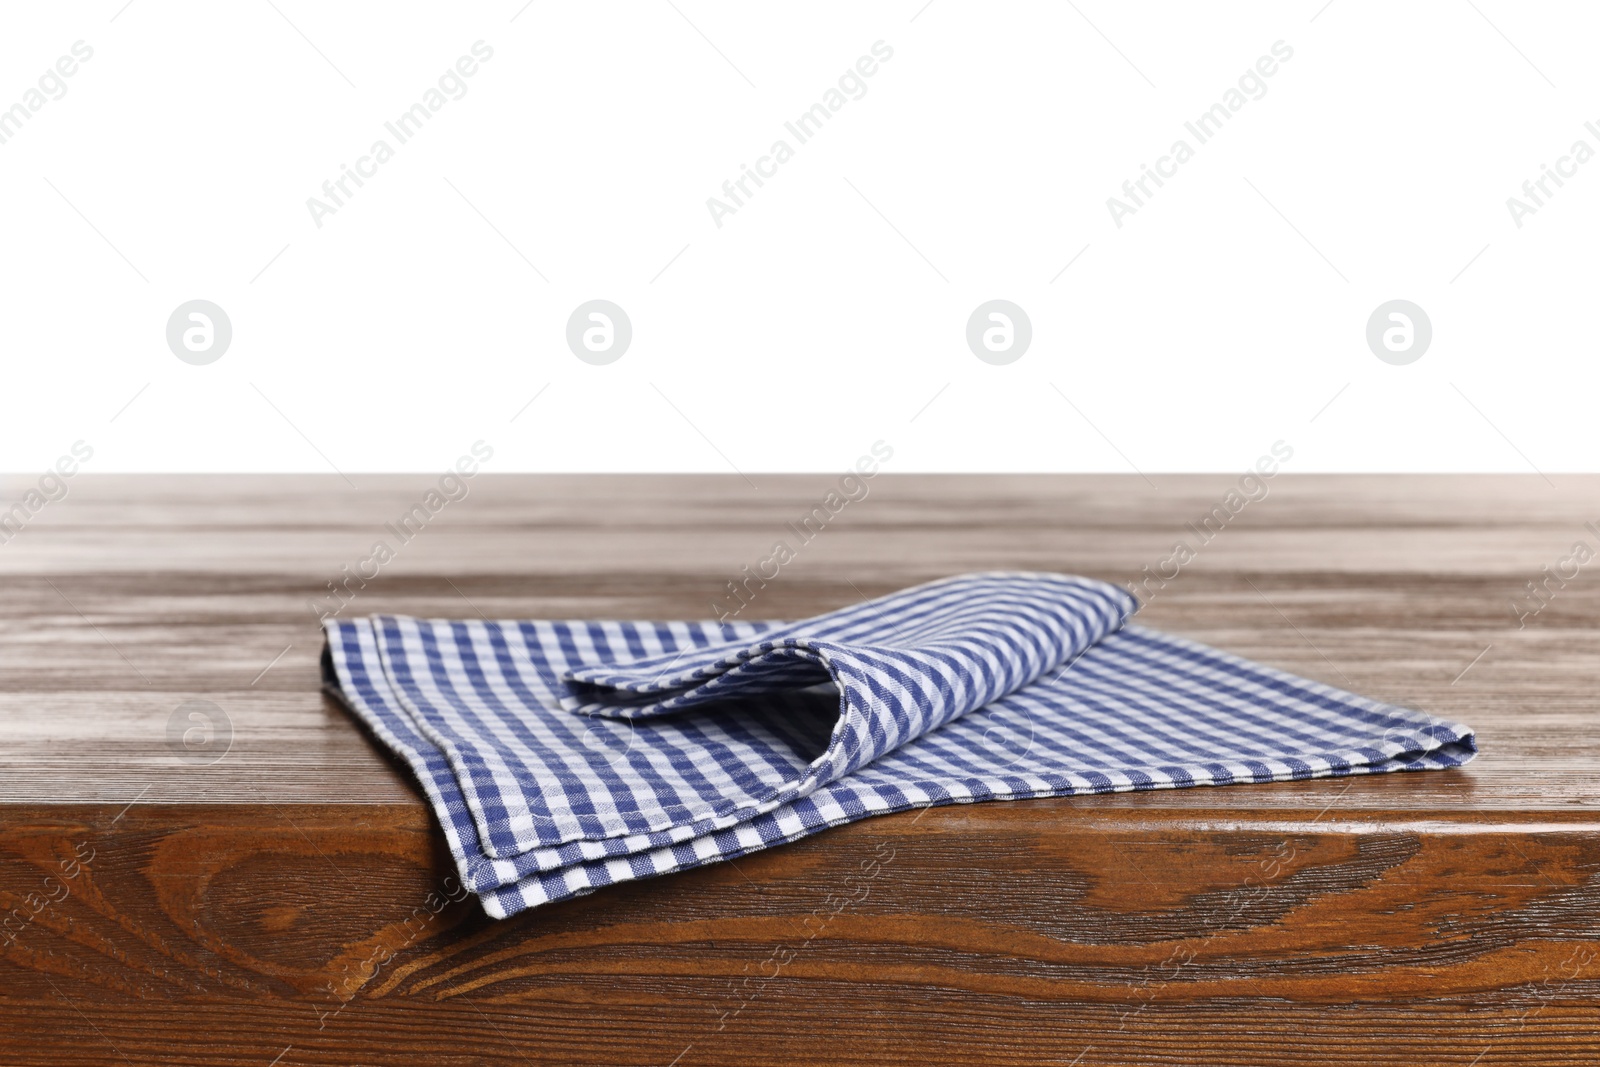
[[2, 474, 1597, 1066]]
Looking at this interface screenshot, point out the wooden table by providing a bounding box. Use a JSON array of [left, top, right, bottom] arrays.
[[1, 474, 1596, 1066]]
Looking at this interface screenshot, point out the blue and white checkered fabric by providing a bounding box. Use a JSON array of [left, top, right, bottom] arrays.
[[321, 571, 1475, 918]]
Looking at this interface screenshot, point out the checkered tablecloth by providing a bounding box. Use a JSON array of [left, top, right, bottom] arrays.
[[321, 572, 1475, 918]]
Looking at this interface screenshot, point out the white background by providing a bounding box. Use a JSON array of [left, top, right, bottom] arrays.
[[0, 1, 1595, 475]]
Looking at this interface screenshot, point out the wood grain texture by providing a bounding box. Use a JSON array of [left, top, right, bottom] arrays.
[[1, 474, 1597, 1065]]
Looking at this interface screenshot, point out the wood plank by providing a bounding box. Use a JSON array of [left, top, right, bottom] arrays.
[[1, 475, 1597, 1064]]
